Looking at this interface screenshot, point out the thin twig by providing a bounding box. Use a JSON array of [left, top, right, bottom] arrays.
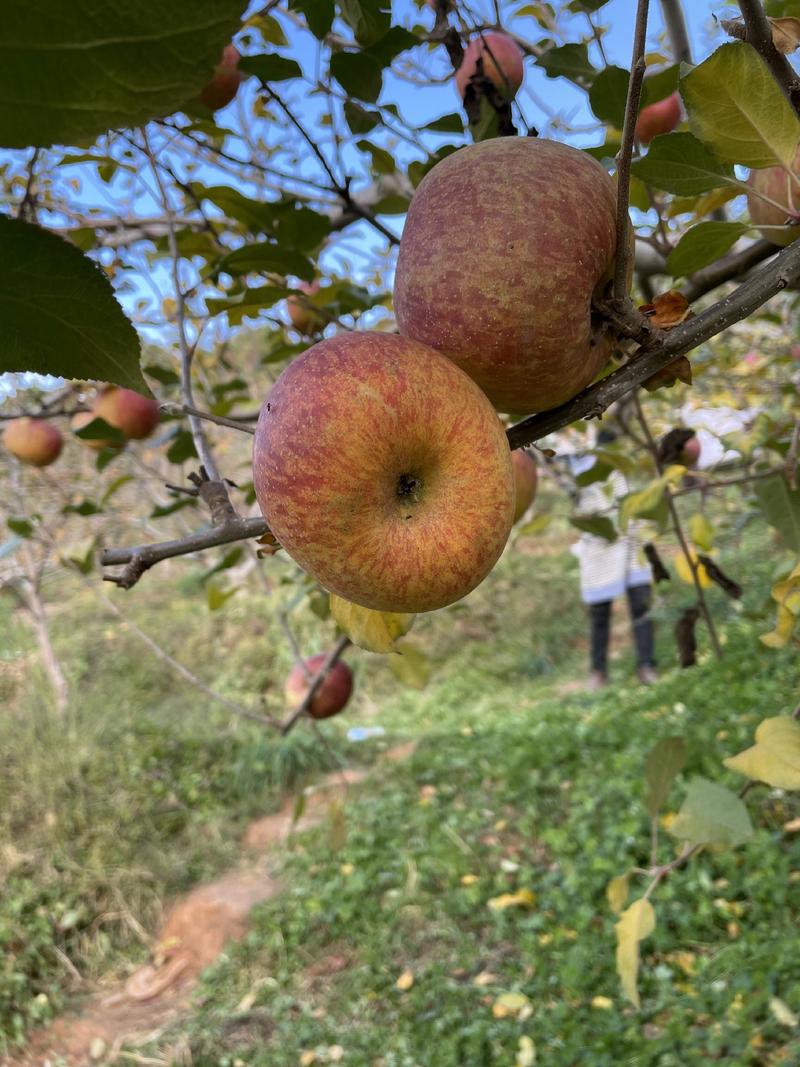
[[633, 394, 723, 660], [17, 147, 41, 221], [735, 0, 800, 119], [101, 517, 270, 589], [659, 0, 692, 63], [613, 0, 651, 300], [670, 467, 784, 496], [280, 635, 351, 735], [161, 402, 256, 435]]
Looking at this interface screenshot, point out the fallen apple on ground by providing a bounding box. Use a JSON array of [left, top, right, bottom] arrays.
[[252, 332, 515, 613]]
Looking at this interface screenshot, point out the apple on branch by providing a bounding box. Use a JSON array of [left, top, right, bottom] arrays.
[[635, 91, 681, 145], [200, 44, 243, 112], [394, 137, 629, 414], [285, 654, 353, 719], [252, 332, 515, 613], [3, 418, 63, 468], [511, 450, 538, 524], [747, 148, 800, 247], [455, 33, 524, 101]]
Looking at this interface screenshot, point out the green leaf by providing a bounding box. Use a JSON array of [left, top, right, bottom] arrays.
[[589, 65, 630, 128], [619, 477, 668, 530], [569, 515, 617, 542], [338, 0, 391, 46], [424, 113, 465, 134], [668, 777, 754, 847], [680, 43, 800, 168], [143, 365, 180, 386], [0, 218, 145, 392], [101, 475, 135, 503], [330, 49, 383, 102], [59, 537, 96, 575], [238, 54, 302, 82], [289, 0, 334, 38], [754, 473, 800, 553], [344, 100, 381, 133], [643, 736, 686, 818], [205, 284, 286, 324], [73, 416, 125, 445], [63, 500, 103, 516], [357, 139, 396, 174], [7, 518, 34, 538], [0, 2, 245, 148], [207, 582, 238, 610], [388, 640, 431, 689], [166, 429, 199, 464], [363, 26, 419, 67], [216, 242, 315, 282], [666, 221, 748, 278], [535, 43, 595, 88], [641, 65, 680, 107], [151, 498, 197, 518], [631, 132, 736, 195]]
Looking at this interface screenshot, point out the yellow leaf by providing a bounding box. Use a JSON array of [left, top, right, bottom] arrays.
[[473, 970, 498, 986], [591, 995, 614, 1009], [328, 1047, 344, 1062], [340, 863, 354, 876], [492, 991, 531, 1019], [299, 1053, 316, 1066], [760, 604, 797, 648], [515, 1035, 537, 1066], [461, 874, 479, 886], [606, 873, 630, 915], [487, 889, 536, 911], [674, 548, 712, 588], [723, 716, 800, 789], [388, 639, 431, 689], [770, 996, 799, 1028], [783, 816, 800, 832], [770, 16, 800, 53], [329, 594, 414, 653], [396, 969, 414, 992], [688, 513, 714, 552], [615, 898, 656, 1008]]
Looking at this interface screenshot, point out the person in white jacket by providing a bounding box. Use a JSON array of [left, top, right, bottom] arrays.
[[569, 429, 657, 689]]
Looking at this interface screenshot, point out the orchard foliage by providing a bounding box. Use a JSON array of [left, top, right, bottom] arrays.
[[2, 0, 800, 1014]]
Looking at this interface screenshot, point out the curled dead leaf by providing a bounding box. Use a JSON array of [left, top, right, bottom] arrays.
[[639, 290, 692, 328], [721, 15, 800, 54], [643, 356, 693, 392]]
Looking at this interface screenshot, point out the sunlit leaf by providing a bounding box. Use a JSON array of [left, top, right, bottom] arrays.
[[388, 640, 431, 689], [615, 898, 655, 1008], [688, 513, 715, 552], [330, 594, 414, 653], [631, 132, 736, 195], [674, 548, 713, 588], [606, 872, 630, 915], [724, 716, 800, 789], [680, 43, 800, 168]]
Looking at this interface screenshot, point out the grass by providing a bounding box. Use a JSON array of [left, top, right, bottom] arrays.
[[1, 488, 799, 1062]]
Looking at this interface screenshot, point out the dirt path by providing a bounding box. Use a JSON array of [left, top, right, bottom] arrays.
[[4, 745, 414, 1067]]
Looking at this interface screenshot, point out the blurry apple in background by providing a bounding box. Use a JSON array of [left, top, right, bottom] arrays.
[[3, 418, 63, 467], [285, 654, 353, 719], [252, 332, 515, 613], [455, 32, 524, 100], [635, 92, 681, 145], [511, 450, 538, 524], [93, 386, 160, 441], [394, 137, 626, 414], [747, 149, 800, 247], [200, 44, 243, 111], [681, 433, 701, 468], [287, 281, 325, 336]]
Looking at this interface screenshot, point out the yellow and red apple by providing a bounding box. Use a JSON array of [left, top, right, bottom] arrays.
[[394, 137, 626, 414], [747, 148, 800, 247], [455, 33, 524, 100], [635, 92, 681, 145], [93, 386, 160, 441], [3, 418, 63, 467], [252, 332, 515, 613], [511, 449, 538, 523], [200, 44, 243, 112]]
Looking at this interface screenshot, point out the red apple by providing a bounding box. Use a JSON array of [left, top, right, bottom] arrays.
[[680, 434, 701, 468], [511, 449, 538, 523], [287, 281, 325, 336], [3, 417, 63, 467], [252, 332, 515, 613], [285, 654, 353, 719], [455, 33, 524, 100], [394, 137, 627, 414], [200, 44, 243, 111], [635, 92, 681, 145], [93, 386, 160, 441], [747, 146, 800, 247]]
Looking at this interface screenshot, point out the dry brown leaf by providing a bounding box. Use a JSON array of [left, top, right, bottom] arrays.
[[770, 17, 800, 53], [639, 290, 692, 328], [643, 356, 693, 392]]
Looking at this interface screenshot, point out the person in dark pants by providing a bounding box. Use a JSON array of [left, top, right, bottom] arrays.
[[569, 428, 658, 689]]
